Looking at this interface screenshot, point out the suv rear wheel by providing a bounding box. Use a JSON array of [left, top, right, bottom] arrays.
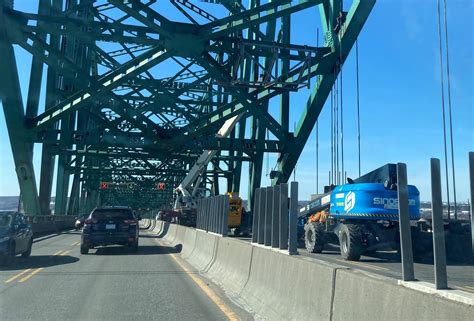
[[128, 240, 138, 253], [80, 244, 89, 254]]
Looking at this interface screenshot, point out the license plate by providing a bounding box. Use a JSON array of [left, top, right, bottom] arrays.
[[105, 224, 116, 230]]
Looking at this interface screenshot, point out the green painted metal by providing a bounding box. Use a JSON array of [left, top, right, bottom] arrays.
[[0, 0, 375, 214], [0, 4, 41, 216]]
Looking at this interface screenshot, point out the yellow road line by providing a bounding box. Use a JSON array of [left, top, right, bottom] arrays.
[[6, 244, 77, 284], [71, 241, 80, 246], [18, 268, 43, 283], [456, 286, 474, 293], [152, 237, 239, 321], [5, 269, 32, 284]]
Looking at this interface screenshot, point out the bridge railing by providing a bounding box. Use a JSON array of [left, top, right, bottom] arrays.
[[252, 182, 299, 255], [196, 195, 229, 236], [26, 215, 76, 236]]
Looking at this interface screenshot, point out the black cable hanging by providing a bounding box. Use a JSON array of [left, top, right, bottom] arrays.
[[443, 0, 457, 219], [339, 1, 344, 184], [316, 120, 319, 193], [356, 38, 361, 177], [316, 28, 320, 194], [335, 73, 339, 184], [329, 85, 334, 185], [340, 44, 344, 184], [437, 0, 451, 219]]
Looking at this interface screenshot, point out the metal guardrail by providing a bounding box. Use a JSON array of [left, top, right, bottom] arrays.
[[27, 215, 76, 223]]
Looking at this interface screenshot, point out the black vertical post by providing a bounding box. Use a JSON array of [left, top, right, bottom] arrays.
[[289, 182, 298, 255], [279, 183, 289, 250], [469, 152, 474, 257], [431, 158, 448, 289], [210, 197, 215, 233], [217, 195, 223, 235], [205, 198, 210, 232], [213, 196, 218, 233], [252, 188, 260, 243], [222, 194, 229, 237], [272, 185, 280, 248], [397, 163, 415, 281], [264, 187, 273, 246], [258, 188, 266, 244], [197, 199, 201, 229]]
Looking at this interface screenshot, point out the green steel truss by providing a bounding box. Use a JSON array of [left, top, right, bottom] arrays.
[[0, 0, 375, 215]]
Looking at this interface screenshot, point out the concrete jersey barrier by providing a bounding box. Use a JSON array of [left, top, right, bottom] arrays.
[[151, 220, 473, 321]]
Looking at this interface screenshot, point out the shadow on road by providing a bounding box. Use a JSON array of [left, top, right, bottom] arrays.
[[92, 244, 182, 256], [0, 255, 79, 271]]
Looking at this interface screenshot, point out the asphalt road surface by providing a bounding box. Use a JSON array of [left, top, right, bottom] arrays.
[[0, 230, 252, 321]]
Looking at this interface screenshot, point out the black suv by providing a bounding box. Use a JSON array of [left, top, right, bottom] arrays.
[[80, 206, 140, 254], [0, 211, 33, 265]]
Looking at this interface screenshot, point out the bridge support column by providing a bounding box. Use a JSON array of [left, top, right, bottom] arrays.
[[0, 5, 41, 215]]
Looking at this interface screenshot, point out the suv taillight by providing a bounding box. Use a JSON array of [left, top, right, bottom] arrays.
[[85, 218, 98, 225]]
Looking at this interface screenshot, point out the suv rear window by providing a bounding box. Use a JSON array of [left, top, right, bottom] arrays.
[[91, 209, 134, 220]]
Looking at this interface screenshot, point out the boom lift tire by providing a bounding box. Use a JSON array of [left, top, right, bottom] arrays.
[[304, 222, 325, 253], [338, 224, 363, 261]]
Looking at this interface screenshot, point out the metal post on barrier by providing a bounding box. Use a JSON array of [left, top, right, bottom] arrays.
[[431, 158, 448, 289], [216, 196, 220, 234], [258, 188, 266, 244], [469, 152, 474, 257], [252, 188, 260, 243], [205, 198, 209, 231], [222, 194, 229, 237], [264, 187, 273, 246], [289, 182, 298, 255], [217, 196, 222, 235], [206, 198, 210, 231], [397, 163, 415, 281], [272, 184, 280, 248], [209, 197, 213, 232], [217, 195, 222, 235], [197, 199, 201, 229], [213, 196, 218, 233], [279, 183, 289, 250]]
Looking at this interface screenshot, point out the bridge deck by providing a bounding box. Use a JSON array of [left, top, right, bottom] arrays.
[[0, 231, 251, 321]]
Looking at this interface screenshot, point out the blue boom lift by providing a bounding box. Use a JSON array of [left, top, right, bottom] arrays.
[[299, 164, 421, 261]]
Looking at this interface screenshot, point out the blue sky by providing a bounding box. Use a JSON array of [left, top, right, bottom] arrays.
[[0, 0, 473, 203]]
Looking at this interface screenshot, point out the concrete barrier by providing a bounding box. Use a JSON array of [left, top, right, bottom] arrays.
[[174, 225, 187, 245], [240, 246, 335, 321], [207, 237, 253, 296], [332, 269, 473, 321], [163, 223, 179, 244], [140, 219, 151, 229], [180, 228, 197, 259], [185, 230, 218, 272], [152, 220, 162, 232], [148, 219, 155, 230], [150, 221, 473, 321]]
